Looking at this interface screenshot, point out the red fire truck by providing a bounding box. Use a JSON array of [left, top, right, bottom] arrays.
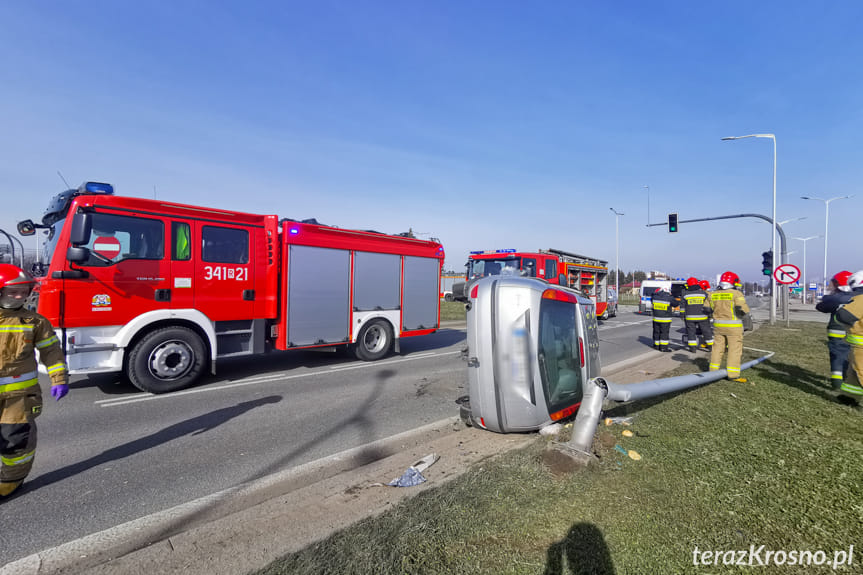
[[454, 248, 613, 318], [17, 182, 445, 393]]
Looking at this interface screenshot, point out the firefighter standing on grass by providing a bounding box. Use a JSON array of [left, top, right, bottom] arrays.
[[681, 277, 713, 353], [0, 265, 68, 498], [650, 287, 674, 352], [815, 271, 853, 389], [832, 270, 863, 398], [708, 271, 750, 382]]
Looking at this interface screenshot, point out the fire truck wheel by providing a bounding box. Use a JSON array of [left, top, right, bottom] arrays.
[[354, 319, 393, 361], [127, 327, 207, 393]]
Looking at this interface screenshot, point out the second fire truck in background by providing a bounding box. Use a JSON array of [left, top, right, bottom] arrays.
[[454, 248, 614, 318]]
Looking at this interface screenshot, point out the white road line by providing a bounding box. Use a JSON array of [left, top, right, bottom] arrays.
[[97, 350, 462, 407]]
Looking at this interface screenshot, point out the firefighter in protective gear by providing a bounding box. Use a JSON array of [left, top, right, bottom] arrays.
[[833, 270, 863, 398], [650, 287, 674, 352], [681, 277, 713, 353], [698, 280, 712, 348], [815, 270, 853, 389], [0, 265, 68, 498], [708, 271, 750, 382]]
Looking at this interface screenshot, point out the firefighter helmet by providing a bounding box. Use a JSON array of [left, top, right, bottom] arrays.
[[848, 270, 863, 291], [0, 264, 35, 310], [833, 270, 853, 292], [719, 271, 739, 290], [699, 280, 710, 290], [686, 277, 699, 287]]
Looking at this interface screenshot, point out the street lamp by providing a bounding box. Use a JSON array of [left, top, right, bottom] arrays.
[[722, 133, 777, 325], [643, 185, 650, 227], [610, 208, 624, 296], [792, 235, 821, 304], [800, 195, 853, 292]]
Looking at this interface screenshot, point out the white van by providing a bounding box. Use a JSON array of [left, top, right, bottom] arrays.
[[639, 280, 687, 314]]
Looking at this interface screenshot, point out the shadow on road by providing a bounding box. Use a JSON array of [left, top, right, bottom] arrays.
[[543, 522, 616, 575], [24, 396, 283, 494], [71, 329, 465, 396], [144, 368, 401, 542]]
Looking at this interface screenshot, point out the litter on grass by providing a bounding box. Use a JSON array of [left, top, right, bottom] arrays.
[[539, 423, 564, 436], [613, 444, 642, 461], [604, 416, 634, 426], [387, 453, 439, 487], [621, 430, 634, 438]]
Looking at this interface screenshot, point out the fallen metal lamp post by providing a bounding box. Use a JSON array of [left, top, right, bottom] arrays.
[[562, 349, 775, 461]]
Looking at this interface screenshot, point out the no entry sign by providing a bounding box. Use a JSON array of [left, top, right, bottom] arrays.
[[773, 264, 801, 285], [92, 236, 122, 260]]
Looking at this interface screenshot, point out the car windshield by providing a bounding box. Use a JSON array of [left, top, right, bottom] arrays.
[[468, 258, 523, 279]]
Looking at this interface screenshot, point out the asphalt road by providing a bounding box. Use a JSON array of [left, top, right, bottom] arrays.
[[1, 310, 658, 566]]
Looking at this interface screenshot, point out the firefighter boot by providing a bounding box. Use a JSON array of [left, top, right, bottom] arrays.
[[0, 480, 22, 498]]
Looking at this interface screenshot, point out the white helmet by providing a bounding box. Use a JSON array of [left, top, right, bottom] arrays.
[[849, 270, 863, 290]]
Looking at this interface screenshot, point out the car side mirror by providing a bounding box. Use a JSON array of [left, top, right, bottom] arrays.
[[69, 213, 92, 246]]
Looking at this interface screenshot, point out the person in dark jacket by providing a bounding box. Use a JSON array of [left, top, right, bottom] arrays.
[[816, 271, 854, 389], [681, 277, 713, 353], [650, 287, 675, 352], [833, 270, 863, 399]]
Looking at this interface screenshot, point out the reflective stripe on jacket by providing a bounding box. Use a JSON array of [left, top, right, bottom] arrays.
[[0, 308, 68, 394], [710, 289, 749, 329]]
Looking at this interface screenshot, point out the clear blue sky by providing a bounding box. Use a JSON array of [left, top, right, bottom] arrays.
[[2, 1, 861, 285]]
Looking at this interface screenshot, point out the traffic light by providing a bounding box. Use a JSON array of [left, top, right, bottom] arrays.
[[667, 213, 678, 233], [761, 250, 773, 276]]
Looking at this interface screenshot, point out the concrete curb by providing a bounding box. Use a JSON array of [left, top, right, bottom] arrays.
[[1, 417, 464, 575]]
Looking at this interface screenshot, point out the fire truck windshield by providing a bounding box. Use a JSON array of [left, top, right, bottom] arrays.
[[468, 258, 532, 279]]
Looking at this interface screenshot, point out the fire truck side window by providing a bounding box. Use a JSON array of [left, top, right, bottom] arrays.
[[172, 222, 191, 261], [544, 259, 556, 280], [202, 226, 249, 264], [81, 213, 164, 266]]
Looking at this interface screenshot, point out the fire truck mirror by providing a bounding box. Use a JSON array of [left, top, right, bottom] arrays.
[[558, 273, 567, 285], [67, 246, 90, 263], [17, 219, 36, 236], [69, 212, 92, 246]]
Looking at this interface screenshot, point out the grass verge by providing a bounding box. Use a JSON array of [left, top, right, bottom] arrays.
[[257, 322, 863, 574], [440, 300, 467, 322]]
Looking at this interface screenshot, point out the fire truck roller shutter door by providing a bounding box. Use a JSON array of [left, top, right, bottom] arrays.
[[286, 245, 350, 347], [402, 256, 440, 331]]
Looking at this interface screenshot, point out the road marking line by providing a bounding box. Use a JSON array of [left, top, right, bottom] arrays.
[[97, 350, 462, 407]]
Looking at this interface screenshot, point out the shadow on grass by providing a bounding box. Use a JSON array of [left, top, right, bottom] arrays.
[[754, 360, 838, 403], [543, 522, 616, 575]]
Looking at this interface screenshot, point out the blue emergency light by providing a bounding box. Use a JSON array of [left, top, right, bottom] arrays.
[[78, 182, 114, 195], [289, 227, 299, 235]]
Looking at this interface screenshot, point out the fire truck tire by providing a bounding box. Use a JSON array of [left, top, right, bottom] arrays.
[[127, 327, 207, 393], [354, 319, 393, 361]]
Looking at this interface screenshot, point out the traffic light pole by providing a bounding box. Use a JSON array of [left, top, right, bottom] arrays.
[[651, 213, 788, 326]]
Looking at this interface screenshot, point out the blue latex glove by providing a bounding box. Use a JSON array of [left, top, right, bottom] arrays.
[[51, 384, 69, 401]]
